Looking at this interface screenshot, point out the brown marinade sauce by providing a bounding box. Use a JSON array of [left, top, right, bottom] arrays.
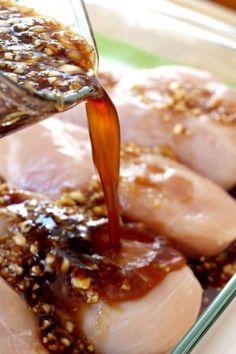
[[186, 184, 236, 312], [0, 0, 98, 136], [0, 184, 185, 353], [189, 241, 236, 311], [0, 0, 121, 252], [0, 0, 95, 95]]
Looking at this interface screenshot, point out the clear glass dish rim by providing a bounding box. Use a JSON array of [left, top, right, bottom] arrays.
[[172, 274, 236, 353]]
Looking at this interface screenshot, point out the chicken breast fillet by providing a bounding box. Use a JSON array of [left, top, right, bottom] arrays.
[[81, 266, 201, 354], [0, 265, 201, 354], [0, 277, 47, 354], [0, 118, 235, 256], [0, 188, 202, 354], [64, 66, 236, 189]]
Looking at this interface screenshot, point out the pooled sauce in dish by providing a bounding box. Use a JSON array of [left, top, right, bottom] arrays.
[[0, 184, 185, 353], [190, 241, 236, 312], [0, 0, 120, 249], [189, 188, 236, 311]]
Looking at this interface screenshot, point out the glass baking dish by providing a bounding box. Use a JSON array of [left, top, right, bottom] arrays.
[[84, 0, 236, 352]]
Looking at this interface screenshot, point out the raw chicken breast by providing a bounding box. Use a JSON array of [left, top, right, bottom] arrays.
[[119, 145, 236, 257], [64, 66, 236, 189], [0, 118, 94, 196], [0, 188, 202, 354], [0, 277, 46, 354], [81, 266, 201, 354], [0, 267, 201, 354], [0, 119, 235, 256]]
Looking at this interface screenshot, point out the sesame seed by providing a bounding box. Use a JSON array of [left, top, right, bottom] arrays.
[[69, 81, 81, 90], [120, 279, 131, 291], [159, 263, 167, 269], [42, 319, 52, 329], [47, 332, 56, 341], [71, 276, 91, 290], [191, 107, 201, 116], [162, 114, 171, 122], [68, 190, 86, 204], [174, 101, 186, 112], [45, 253, 56, 266], [32, 283, 40, 291], [59, 63, 82, 74], [59, 194, 75, 207], [48, 70, 62, 77], [5, 73, 18, 82], [42, 303, 51, 313], [158, 146, 175, 159], [86, 290, 99, 304], [14, 65, 25, 74], [92, 205, 107, 216], [31, 265, 41, 275], [61, 337, 71, 347], [48, 77, 57, 84], [48, 344, 58, 351], [14, 54, 21, 61], [32, 25, 44, 33], [4, 52, 13, 60], [9, 263, 23, 275], [33, 38, 41, 46], [24, 81, 35, 91], [172, 123, 184, 135], [17, 283, 24, 291], [65, 320, 74, 333], [13, 233, 26, 246], [169, 81, 180, 91], [223, 264, 234, 276], [60, 258, 70, 273], [44, 47, 54, 56], [30, 244, 38, 255], [172, 88, 186, 102]]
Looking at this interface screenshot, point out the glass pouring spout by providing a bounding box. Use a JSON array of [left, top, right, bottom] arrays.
[[0, 0, 99, 137]]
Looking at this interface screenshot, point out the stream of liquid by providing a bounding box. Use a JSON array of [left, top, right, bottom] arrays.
[[86, 85, 121, 251]]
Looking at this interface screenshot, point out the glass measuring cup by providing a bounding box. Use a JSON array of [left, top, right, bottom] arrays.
[[0, 0, 99, 137]]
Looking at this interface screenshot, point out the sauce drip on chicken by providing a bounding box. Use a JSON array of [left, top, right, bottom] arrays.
[[0, 184, 185, 353]]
